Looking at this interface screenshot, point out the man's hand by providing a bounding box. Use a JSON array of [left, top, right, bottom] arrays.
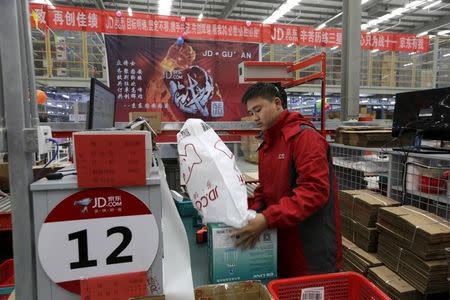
[[231, 213, 268, 250]]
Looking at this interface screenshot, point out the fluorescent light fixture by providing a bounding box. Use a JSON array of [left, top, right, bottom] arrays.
[[127, 6, 133, 16], [263, 0, 302, 24], [438, 30, 450, 36], [371, 49, 379, 53], [316, 23, 326, 30], [423, 0, 441, 10], [382, 98, 388, 100], [361, 0, 371, 4], [158, 0, 172, 16], [391, 7, 408, 16], [197, 12, 203, 21], [287, 43, 294, 47], [444, 53, 450, 57], [416, 31, 428, 37], [316, 12, 343, 30], [405, 0, 426, 9], [369, 28, 379, 33], [331, 46, 339, 50], [32, 0, 56, 9], [409, 52, 415, 55], [361, 24, 369, 30], [403, 62, 413, 67]]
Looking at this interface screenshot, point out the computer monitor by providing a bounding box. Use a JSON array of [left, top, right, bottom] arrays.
[[392, 87, 450, 141], [87, 78, 116, 130]]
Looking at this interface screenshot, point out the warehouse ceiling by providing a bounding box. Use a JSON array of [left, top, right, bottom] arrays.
[[49, 0, 450, 35]]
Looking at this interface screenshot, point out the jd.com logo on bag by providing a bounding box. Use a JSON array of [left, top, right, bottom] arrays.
[[177, 119, 255, 228]]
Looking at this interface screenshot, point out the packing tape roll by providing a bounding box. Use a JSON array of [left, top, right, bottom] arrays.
[[158, 156, 195, 300]]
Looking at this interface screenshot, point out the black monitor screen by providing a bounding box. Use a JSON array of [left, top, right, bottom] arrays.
[[392, 87, 450, 141], [87, 78, 116, 130]]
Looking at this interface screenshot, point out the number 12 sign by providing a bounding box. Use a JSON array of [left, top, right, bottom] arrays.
[[37, 188, 159, 294]]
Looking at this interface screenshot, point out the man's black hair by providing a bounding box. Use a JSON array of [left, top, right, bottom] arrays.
[[242, 82, 287, 109]]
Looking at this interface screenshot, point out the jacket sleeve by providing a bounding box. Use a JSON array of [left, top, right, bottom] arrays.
[[262, 129, 330, 228], [249, 183, 265, 212]]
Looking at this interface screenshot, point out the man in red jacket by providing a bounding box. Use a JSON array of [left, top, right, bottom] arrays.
[[233, 82, 342, 278]]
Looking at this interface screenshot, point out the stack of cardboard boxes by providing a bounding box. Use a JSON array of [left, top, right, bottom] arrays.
[[340, 189, 450, 298], [376, 206, 450, 294], [340, 189, 398, 252]]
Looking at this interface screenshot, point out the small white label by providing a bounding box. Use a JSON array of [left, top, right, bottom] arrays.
[[300, 287, 324, 300]]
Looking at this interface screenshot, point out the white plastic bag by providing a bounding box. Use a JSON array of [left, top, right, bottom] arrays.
[[177, 119, 255, 228]]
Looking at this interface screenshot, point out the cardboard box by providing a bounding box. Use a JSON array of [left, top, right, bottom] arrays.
[[339, 189, 398, 227], [0, 163, 9, 191], [342, 237, 382, 276], [195, 281, 272, 300], [377, 205, 450, 260], [341, 214, 378, 252], [368, 266, 422, 300], [335, 126, 392, 147], [208, 223, 277, 284], [129, 111, 162, 133], [377, 230, 449, 294]]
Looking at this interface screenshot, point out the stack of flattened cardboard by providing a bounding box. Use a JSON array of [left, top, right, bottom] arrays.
[[342, 237, 382, 276], [341, 214, 378, 252], [340, 190, 399, 227], [377, 205, 450, 260], [339, 190, 398, 252], [376, 231, 448, 294], [368, 266, 422, 300], [335, 126, 392, 147]]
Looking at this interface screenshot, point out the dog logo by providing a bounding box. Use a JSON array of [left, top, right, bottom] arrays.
[[73, 198, 92, 214]]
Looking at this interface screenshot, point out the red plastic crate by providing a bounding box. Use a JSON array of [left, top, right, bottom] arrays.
[[0, 259, 14, 299], [268, 271, 391, 300]]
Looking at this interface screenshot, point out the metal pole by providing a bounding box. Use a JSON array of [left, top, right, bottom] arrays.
[[432, 37, 439, 88], [0, 0, 38, 298], [18, 0, 39, 128], [340, 0, 361, 121]]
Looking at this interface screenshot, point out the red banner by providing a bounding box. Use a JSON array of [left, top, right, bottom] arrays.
[[30, 4, 429, 53]]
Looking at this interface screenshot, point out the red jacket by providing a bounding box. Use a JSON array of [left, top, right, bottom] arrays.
[[251, 110, 342, 278]]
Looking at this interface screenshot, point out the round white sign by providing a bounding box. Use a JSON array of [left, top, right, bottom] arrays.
[[37, 188, 159, 294]]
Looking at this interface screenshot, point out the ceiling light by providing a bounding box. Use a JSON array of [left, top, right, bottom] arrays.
[[423, 0, 441, 10], [391, 7, 408, 16], [197, 12, 203, 21], [287, 43, 294, 47], [127, 6, 133, 17], [158, 0, 172, 16], [405, 0, 427, 9], [361, 0, 371, 4], [371, 49, 379, 53], [416, 31, 428, 37], [437, 30, 450, 36], [403, 62, 413, 67], [409, 52, 415, 55], [369, 28, 379, 33], [444, 53, 450, 57], [32, 0, 56, 9], [263, 0, 302, 24], [361, 24, 369, 30], [331, 46, 339, 50], [316, 23, 326, 30]]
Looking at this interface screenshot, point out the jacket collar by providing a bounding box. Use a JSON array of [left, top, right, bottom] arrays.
[[263, 110, 314, 145]]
